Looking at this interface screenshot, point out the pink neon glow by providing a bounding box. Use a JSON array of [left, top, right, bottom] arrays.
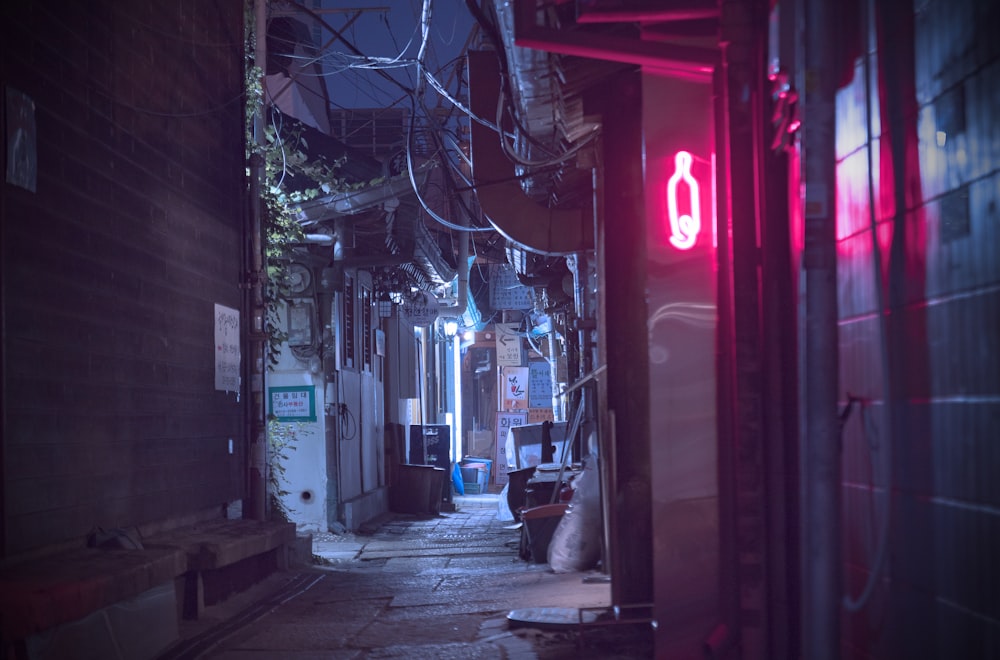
[[711, 152, 717, 249], [666, 150, 701, 250]]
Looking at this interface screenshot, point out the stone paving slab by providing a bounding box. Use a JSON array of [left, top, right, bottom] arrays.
[[351, 612, 484, 647], [363, 641, 505, 659], [161, 496, 652, 659], [228, 620, 369, 651], [269, 597, 389, 622], [313, 549, 362, 562], [359, 547, 515, 559], [214, 650, 361, 660]]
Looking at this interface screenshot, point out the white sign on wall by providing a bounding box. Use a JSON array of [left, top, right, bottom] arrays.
[[502, 366, 529, 410], [214, 304, 240, 392], [489, 264, 534, 310], [494, 411, 527, 485], [268, 386, 316, 421], [495, 322, 523, 367]]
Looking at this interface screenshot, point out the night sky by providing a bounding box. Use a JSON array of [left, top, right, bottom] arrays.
[[316, 0, 477, 111]]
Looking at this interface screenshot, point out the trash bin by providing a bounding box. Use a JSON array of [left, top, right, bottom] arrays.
[[461, 456, 492, 485], [410, 425, 452, 504], [427, 467, 446, 514], [460, 463, 487, 494], [391, 464, 435, 514], [521, 503, 568, 564], [506, 466, 535, 521]]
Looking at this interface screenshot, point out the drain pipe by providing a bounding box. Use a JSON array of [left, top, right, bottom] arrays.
[[438, 213, 470, 320], [800, 0, 840, 656], [434, 217, 469, 466], [438, 234, 469, 319], [435, 138, 471, 321]]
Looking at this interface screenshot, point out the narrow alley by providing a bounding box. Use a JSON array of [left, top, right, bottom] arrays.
[[156, 495, 653, 659], [3, 1, 998, 658]]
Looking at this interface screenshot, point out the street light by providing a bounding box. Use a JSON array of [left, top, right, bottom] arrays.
[[378, 292, 393, 319]]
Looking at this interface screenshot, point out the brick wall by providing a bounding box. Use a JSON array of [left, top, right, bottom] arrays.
[[1, 0, 247, 556]]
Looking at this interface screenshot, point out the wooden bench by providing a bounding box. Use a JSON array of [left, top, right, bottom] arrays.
[[145, 518, 296, 620]]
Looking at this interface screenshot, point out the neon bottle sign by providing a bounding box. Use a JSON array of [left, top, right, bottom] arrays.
[[665, 150, 701, 250]]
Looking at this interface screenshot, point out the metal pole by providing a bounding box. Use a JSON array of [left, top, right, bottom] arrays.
[[247, 0, 269, 521], [547, 331, 563, 421], [800, 0, 840, 654]]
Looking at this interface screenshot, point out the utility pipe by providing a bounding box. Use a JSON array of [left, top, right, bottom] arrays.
[[842, 0, 893, 614], [548, 331, 563, 421], [800, 0, 840, 655], [437, 227, 469, 319], [246, 0, 269, 522], [317, 282, 341, 530], [512, 0, 717, 77], [439, 136, 475, 321]]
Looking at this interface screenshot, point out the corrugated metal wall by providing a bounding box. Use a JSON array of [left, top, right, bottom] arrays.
[[836, 0, 1000, 656], [1, 0, 246, 557]]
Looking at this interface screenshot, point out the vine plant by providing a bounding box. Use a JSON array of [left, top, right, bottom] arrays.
[[266, 417, 304, 522], [244, 2, 357, 365], [244, 3, 348, 521], [245, 1, 397, 522]]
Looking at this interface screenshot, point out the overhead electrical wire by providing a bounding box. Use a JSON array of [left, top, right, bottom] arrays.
[[282, 0, 417, 95], [275, 0, 596, 249], [415, 0, 432, 75], [494, 86, 600, 168], [403, 93, 493, 234], [272, 29, 419, 72], [397, 2, 498, 235], [268, 106, 289, 190], [280, 0, 586, 189], [283, 0, 561, 159], [423, 68, 510, 136]]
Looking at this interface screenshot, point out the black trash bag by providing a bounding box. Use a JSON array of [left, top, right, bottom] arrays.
[[87, 526, 144, 550]]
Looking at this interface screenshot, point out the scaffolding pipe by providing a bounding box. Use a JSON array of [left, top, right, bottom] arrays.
[[800, 0, 840, 656]]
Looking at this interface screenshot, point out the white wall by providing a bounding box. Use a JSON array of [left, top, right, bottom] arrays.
[[266, 300, 329, 533]]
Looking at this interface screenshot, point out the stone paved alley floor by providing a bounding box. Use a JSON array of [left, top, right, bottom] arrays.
[[157, 494, 653, 659]]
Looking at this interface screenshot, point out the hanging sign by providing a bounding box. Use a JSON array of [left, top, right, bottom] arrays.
[[495, 322, 523, 366], [489, 264, 534, 310], [528, 360, 552, 409], [400, 290, 439, 327]]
